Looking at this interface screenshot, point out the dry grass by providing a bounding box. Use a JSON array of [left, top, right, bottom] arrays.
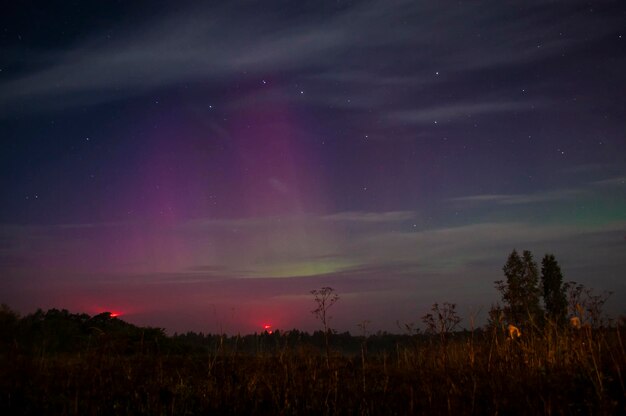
[[1, 321, 625, 415]]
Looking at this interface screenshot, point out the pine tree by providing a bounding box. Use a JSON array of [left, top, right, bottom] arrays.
[[495, 249, 542, 328], [541, 254, 567, 325]]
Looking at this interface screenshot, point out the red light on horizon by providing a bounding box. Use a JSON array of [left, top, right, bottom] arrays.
[[263, 324, 273, 334], [92, 305, 126, 318]]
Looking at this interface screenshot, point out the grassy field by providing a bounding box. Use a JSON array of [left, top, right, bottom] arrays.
[[1, 308, 625, 415]]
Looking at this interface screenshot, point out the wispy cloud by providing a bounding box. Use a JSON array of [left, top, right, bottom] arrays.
[[1, 0, 619, 115], [0, 3, 353, 112], [590, 176, 626, 187], [449, 175, 626, 207], [448, 188, 584, 206], [386, 101, 540, 125], [322, 211, 415, 223]]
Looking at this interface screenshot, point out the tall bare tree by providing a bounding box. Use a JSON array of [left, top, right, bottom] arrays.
[[311, 287, 339, 366]]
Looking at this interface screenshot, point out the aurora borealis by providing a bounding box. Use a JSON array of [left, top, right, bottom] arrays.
[[1, 1, 625, 333]]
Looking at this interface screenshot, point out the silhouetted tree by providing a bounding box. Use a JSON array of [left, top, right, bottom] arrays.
[[421, 302, 461, 367], [421, 302, 461, 343], [311, 286, 339, 366], [0, 304, 19, 346], [541, 254, 567, 325], [495, 249, 542, 328]]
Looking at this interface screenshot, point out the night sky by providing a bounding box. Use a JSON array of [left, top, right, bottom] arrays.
[[1, 1, 625, 334]]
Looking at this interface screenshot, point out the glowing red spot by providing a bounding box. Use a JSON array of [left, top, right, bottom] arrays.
[[263, 324, 273, 334], [92, 305, 126, 318]]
